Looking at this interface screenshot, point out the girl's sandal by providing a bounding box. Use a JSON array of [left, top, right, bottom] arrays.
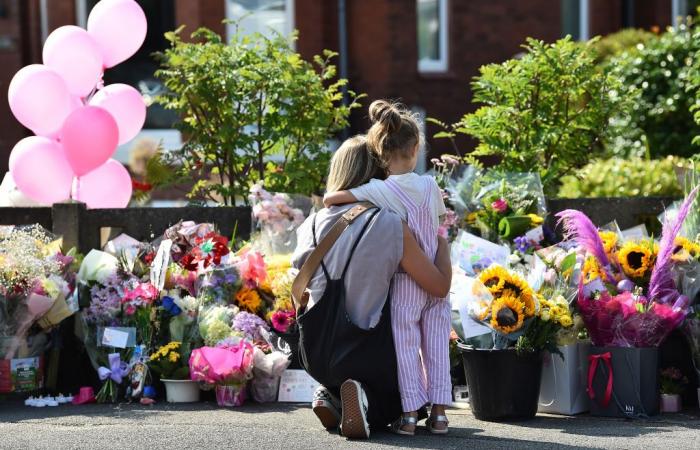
[[390, 415, 418, 436], [426, 415, 449, 435]]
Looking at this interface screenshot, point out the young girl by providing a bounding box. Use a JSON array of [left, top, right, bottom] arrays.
[[324, 100, 451, 435]]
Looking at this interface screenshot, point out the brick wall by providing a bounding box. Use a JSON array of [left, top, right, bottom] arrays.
[[0, 0, 678, 175]]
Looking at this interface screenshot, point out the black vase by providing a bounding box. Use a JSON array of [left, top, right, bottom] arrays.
[[459, 344, 543, 421]]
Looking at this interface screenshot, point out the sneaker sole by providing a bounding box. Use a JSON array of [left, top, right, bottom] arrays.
[[312, 402, 340, 429], [340, 381, 370, 439]]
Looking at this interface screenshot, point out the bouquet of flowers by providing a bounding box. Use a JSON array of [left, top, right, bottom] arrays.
[[463, 264, 573, 354], [249, 182, 305, 254], [189, 339, 255, 406], [556, 186, 699, 348], [0, 226, 78, 363], [148, 341, 189, 380]]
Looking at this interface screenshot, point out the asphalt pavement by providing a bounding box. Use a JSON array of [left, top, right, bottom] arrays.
[[0, 401, 698, 449]]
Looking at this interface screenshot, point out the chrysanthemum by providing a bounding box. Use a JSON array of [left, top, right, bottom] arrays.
[[618, 241, 655, 279], [490, 294, 526, 334], [235, 288, 263, 313]]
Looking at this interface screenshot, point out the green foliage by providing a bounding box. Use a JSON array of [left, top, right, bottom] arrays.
[[558, 156, 688, 198], [589, 28, 656, 65], [433, 36, 628, 195], [154, 25, 362, 205], [608, 20, 700, 159]]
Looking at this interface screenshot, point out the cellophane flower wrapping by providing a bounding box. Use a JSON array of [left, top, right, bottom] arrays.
[[189, 340, 254, 386], [0, 225, 77, 364], [443, 169, 547, 245], [557, 189, 699, 348], [249, 182, 307, 255]]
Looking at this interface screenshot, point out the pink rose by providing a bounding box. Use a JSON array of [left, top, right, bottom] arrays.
[[491, 198, 508, 213]]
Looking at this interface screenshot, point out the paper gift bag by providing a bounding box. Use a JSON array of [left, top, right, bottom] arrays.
[[587, 346, 659, 418], [538, 342, 590, 415]]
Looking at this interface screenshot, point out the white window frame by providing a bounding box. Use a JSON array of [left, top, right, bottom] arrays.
[[225, 0, 295, 43], [418, 0, 449, 73]]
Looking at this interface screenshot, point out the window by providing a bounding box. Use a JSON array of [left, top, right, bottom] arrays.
[[417, 0, 448, 73], [225, 0, 295, 41]]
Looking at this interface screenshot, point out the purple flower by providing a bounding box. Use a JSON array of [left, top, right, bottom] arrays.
[[232, 311, 269, 341], [514, 235, 533, 253]]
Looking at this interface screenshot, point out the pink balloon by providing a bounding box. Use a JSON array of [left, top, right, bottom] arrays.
[[90, 84, 146, 144], [8, 64, 72, 136], [43, 26, 104, 97], [74, 159, 132, 208], [87, 0, 147, 68], [61, 106, 119, 176], [9, 136, 74, 204]]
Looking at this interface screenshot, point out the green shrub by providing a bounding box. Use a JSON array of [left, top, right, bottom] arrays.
[[558, 156, 687, 198], [607, 20, 700, 159], [153, 26, 362, 205], [590, 28, 656, 65], [430, 36, 628, 196]]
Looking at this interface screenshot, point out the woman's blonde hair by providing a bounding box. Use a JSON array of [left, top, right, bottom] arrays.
[[326, 135, 384, 192], [366, 100, 421, 168]]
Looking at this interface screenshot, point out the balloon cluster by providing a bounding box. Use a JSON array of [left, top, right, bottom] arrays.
[[7, 0, 147, 208]]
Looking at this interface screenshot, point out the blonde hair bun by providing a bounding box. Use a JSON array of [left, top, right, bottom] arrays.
[[368, 100, 402, 133]]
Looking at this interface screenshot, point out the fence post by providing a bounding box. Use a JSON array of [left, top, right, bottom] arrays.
[[51, 202, 88, 253]]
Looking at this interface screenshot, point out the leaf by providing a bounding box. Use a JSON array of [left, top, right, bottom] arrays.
[[559, 252, 577, 274]]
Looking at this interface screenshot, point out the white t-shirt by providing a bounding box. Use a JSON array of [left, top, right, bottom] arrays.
[[350, 173, 447, 229]]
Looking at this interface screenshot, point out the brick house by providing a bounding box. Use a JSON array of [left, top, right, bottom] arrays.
[[0, 0, 683, 175]]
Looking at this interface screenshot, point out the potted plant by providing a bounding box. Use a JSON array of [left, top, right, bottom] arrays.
[[149, 341, 199, 403], [456, 264, 575, 421], [660, 367, 688, 413]]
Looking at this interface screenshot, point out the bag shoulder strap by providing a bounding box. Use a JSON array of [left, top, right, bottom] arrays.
[[292, 202, 378, 312]]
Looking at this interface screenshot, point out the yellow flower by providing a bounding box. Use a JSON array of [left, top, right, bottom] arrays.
[[466, 212, 478, 225], [618, 241, 655, 279], [541, 310, 551, 322], [528, 214, 544, 226], [168, 352, 180, 363], [501, 273, 536, 317], [583, 256, 604, 283], [490, 294, 526, 334], [478, 265, 508, 294], [235, 288, 263, 312], [599, 231, 618, 256], [672, 237, 700, 263], [559, 315, 573, 328]]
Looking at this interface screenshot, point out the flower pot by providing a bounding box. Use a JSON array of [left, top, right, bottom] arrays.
[[162, 379, 200, 403], [660, 394, 682, 413], [458, 344, 543, 421], [251, 374, 280, 403], [215, 383, 247, 407]]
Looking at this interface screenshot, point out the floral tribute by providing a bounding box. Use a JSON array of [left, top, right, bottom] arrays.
[[77, 216, 300, 404], [0, 226, 78, 368], [556, 187, 699, 348], [466, 264, 574, 353]]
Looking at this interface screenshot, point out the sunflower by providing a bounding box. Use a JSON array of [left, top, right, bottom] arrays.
[[478, 265, 509, 294], [599, 231, 618, 256], [501, 273, 536, 316], [618, 241, 655, 279], [672, 237, 700, 263], [490, 294, 526, 334], [235, 288, 263, 312]]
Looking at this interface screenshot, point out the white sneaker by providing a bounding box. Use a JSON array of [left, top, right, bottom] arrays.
[[312, 387, 342, 429], [339, 379, 370, 439]]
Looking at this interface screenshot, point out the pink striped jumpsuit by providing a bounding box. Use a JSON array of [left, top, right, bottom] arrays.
[[385, 177, 452, 413]]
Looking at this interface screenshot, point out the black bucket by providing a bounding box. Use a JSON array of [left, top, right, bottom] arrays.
[[459, 344, 543, 421]]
